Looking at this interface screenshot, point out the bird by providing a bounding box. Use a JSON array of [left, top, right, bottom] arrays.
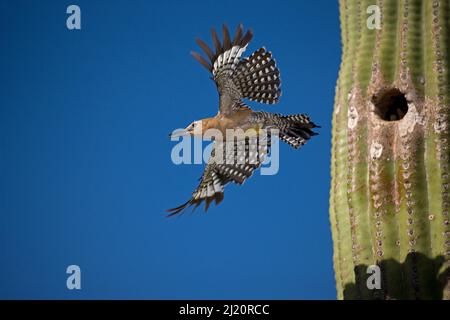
[[167, 24, 319, 216]]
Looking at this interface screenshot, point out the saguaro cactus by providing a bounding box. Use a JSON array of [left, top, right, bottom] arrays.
[[330, 0, 450, 299]]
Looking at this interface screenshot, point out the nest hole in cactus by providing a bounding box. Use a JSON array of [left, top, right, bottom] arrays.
[[372, 88, 409, 121]]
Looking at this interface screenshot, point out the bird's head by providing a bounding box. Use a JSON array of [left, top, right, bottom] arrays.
[[169, 120, 204, 138]]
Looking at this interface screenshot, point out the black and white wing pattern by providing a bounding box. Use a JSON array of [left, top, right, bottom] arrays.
[[191, 24, 282, 115], [166, 136, 271, 216]]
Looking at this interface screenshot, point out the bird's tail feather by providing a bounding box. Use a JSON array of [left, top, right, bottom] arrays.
[[272, 114, 320, 149]]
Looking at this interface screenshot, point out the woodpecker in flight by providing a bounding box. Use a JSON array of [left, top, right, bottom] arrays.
[[167, 24, 319, 216]]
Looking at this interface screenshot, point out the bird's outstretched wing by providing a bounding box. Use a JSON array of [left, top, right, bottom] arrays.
[[191, 24, 282, 115], [166, 135, 271, 216]]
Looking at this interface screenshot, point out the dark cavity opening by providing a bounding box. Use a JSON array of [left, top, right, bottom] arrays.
[[372, 88, 408, 121]]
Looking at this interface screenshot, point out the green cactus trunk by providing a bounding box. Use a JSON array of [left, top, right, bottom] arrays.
[[330, 0, 450, 299]]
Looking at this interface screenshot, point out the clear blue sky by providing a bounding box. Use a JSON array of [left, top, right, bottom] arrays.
[[0, 0, 341, 299]]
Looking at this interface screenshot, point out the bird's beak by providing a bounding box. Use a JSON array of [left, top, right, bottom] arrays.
[[169, 129, 188, 139]]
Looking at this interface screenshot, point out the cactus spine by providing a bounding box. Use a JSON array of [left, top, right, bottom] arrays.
[[330, 0, 450, 299]]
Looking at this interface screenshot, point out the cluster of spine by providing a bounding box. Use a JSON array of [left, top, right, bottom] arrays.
[[330, 0, 450, 299]]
